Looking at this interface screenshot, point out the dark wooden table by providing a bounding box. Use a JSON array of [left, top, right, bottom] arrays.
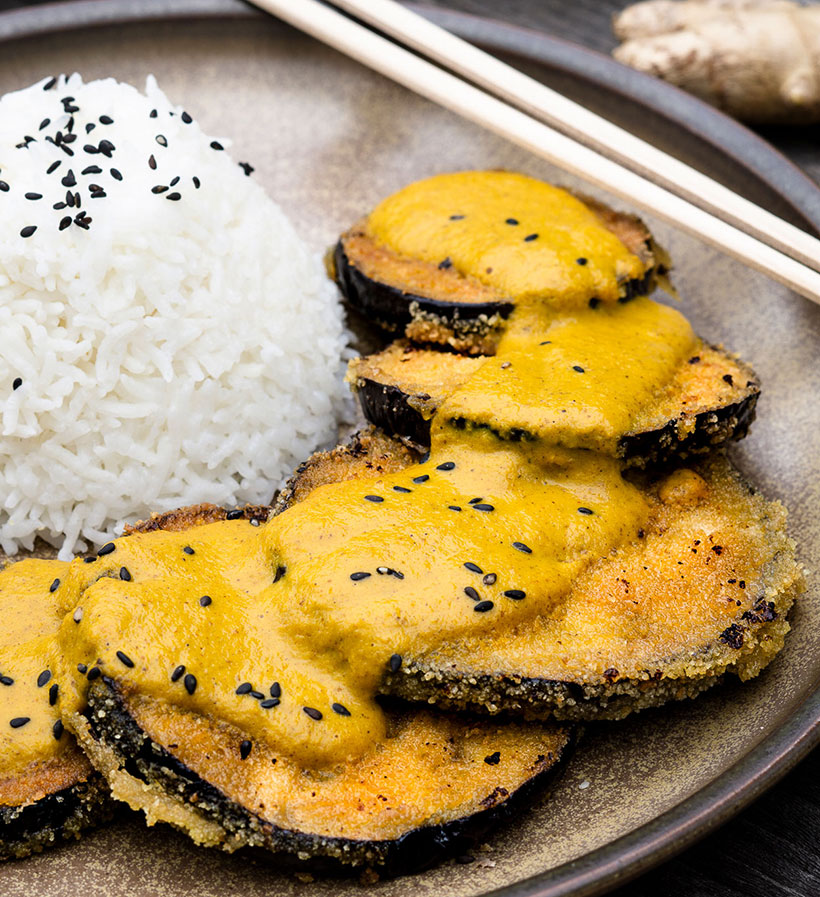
[[1, 1, 818, 895]]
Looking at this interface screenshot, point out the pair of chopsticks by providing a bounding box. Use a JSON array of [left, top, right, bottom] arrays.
[[248, 0, 820, 306]]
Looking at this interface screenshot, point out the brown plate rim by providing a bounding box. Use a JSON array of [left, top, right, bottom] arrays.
[[0, 3, 817, 896]]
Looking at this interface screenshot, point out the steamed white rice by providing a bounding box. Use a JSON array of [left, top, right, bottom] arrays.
[[0, 74, 349, 558]]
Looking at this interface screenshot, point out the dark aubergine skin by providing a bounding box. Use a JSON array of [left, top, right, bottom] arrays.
[[85, 678, 572, 875], [334, 241, 656, 338], [0, 774, 110, 861], [354, 373, 760, 467], [334, 241, 514, 334]]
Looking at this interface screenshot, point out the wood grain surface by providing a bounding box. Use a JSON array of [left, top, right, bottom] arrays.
[[0, 1, 817, 896]]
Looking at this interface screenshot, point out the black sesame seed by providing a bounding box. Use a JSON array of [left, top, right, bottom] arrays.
[[505, 217, 519, 225], [577, 507, 594, 515], [171, 664, 185, 682], [577, 257, 588, 265], [484, 751, 501, 765], [524, 233, 539, 242], [52, 719, 64, 740], [0, 181, 9, 192], [37, 670, 51, 687], [303, 707, 322, 721], [59, 216, 71, 231], [504, 589, 526, 600], [589, 298, 600, 309], [150, 109, 158, 118], [419, 452, 430, 463], [260, 698, 279, 709], [412, 474, 430, 484], [464, 586, 480, 601], [155, 135, 168, 147], [181, 111, 193, 124], [226, 509, 243, 520], [10, 717, 30, 729], [448, 505, 462, 512], [468, 497, 483, 504], [110, 168, 123, 181], [170, 176, 180, 187], [39, 118, 51, 131], [332, 703, 351, 716], [436, 461, 456, 471], [483, 573, 497, 586], [572, 365, 585, 373], [83, 556, 96, 564], [235, 682, 251, 695], [43, 77, 57, 90], [472, 503, 494, 512], [83, 144, 98, 154], [98, 541, 115, 556], [184, 673, 197, 695], [350, 572, 371, 581], [86, 666, 101, 681], [119, 566, 131, 581], [85, 123, 96, 134], [239, 740, 252, 760], [152, 185, 168, 194], [199, 595, 212, 607], [464, 562, 483, 574], [250, 690, 265, 700], [512, 541, 532, 554], [116, 651, 135, 668], [193, 176, 201, 189], [11, 378, 21, 390], [47, 161, 61, 175], [77, 663, 87, 674], [438, 257, 452, 270], [49, 683, 59, 705], [210, 141, 224, 151], [0, 676, 13, 685], [390, 569, 405, 580], [474, 600, 494, 612], [166, 192, 181, 201], [364, 494, 384, 503], [270, 682, 281, 698], [273, 565, 286, 583], [239, 161, 254, 176], [393, 486, 411, 493], [99, 115, 114, 125], [449, 214, 465, 220], [20, 226, 37, 238], [61, 170, 76, 187], [389, 654, 402, 673], [148, 154, 157, 170], [183, 546, 195, 555], [49, 578, 60, 593]]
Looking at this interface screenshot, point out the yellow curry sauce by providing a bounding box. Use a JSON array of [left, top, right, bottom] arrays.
[[0, 171, 696, 777]]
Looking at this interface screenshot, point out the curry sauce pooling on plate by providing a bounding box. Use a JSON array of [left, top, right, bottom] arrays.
[[0, 172, 794, 865]]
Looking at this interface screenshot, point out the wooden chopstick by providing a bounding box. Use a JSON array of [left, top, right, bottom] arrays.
[[248, 0, 820, 306], [332, 0, 820, 275]]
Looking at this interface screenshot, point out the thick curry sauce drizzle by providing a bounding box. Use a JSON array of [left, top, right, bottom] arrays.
[[0, 172, 697, 777]]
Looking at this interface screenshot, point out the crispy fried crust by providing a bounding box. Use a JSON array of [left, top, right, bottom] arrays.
[[348, 341, 760, 463], [0, 748, 109, 860], [76, 678, 573, 874], [281, 429, 803, 720]]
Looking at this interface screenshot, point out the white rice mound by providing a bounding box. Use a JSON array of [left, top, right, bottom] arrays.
[[0, 74, 349, 558]]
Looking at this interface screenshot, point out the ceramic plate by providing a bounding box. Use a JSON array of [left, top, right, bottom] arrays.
[[0, 3, 817, 896]]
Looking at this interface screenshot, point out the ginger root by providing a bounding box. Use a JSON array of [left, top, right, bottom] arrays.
[[613, 0, 820, 123]]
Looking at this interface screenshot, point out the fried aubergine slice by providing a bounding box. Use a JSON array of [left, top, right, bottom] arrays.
[[53, 505, 572, 873], [284, 429, 803, 720], [333, 172, 665, 354], [347, 339, 759, 465], [75, 677, 571, 874], [0, 558, 109, 860]]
